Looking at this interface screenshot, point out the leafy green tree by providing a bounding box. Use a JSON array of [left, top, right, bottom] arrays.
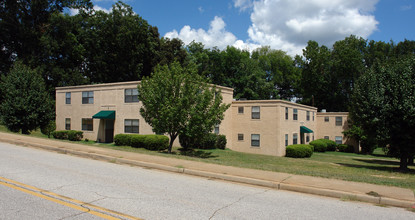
[[80, 2, 160, 83], [138, 62, 230, 153], [0, 0, 92, 74], [350, 55, 415, 170], [252, 46, 300, 100], [0, 62, 54, 134], [38, 12, 89, 92], [298, 40, 333, 109], [156, 37, 188, 66]]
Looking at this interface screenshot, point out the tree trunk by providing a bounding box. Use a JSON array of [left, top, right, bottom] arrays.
[[399, 154, 408, 171], [168, 134, 177, 154], [408, 156, 414, 166], [22, 127, 30, 135]]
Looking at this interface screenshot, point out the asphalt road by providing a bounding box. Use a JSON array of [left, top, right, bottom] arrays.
[[0, 142, 414, 220]]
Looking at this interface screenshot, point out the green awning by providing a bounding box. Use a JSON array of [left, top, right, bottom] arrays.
[[300, 126, 313, 133], [92, 111, 115, 119]]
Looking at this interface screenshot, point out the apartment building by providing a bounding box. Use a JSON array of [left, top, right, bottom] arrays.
[[56, 81, 351, 156]]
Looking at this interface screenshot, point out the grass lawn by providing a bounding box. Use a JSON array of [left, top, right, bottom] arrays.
[[1, 125, 414, 191]]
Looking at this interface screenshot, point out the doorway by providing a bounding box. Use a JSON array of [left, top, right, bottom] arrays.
[[104, 119, 114, 143]]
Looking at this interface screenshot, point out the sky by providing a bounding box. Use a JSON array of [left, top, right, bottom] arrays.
[[83, 0, 415, 56]]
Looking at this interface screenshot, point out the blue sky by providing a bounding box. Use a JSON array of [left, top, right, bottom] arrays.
[[87, 0, 414, 56]]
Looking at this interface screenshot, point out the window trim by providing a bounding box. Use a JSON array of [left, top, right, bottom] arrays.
[[251, 134, 260, 147], [125, 88, 139, 103], [81, 118, 93, 131], [238, 133, 244, 141], [285, 134, 289, 146], [285, 107, 289, 120], [251, 106, 260, 119], [82, 91, 94, 104], [335, 117, 342, 126], [124, 119, 139, 134], [238, 106, 244, 114], [214, 125, 219, 134], [293, 109, 298, 121], [65, 92, 71, 104], [293, 133, 298, 145], [335, 136, 343, 145], [65, 118, 71, 130]]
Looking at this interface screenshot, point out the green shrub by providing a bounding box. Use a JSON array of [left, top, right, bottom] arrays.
[[286, 144, 313, 158], [200, 133, 217, 149], [179, 133, 227, 150], [337, 144, 355, 153], [67, 130, 83, 141], [309, 139, 327, 152], [130, 135, 146, 148], [114, 134, 132, 146], [179, 134, 199, 149], [41, 121, 56, 138], [52, 130, 68, 139], [52, 130, 82, 141], [216, 135, 227, 149], [142, 135, 169, 151], [320, 139, 337, 151]]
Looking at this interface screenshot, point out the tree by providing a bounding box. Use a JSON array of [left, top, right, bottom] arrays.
[[138, 62, 230, 153], [350, 55, 415, 170], [0, 0, 92, 74], [0, 62, 54, 134], [252, 46, 300, 100], [80, 2, 160, 83], [298, 40, 333, 109]]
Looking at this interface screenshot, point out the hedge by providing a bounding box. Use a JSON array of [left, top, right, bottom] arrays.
[[114, 134, 169, 151], [320, 139, 337, 151], [309, 139, 327, 152], [142, 135, 169, 151], [337, 144, 355, 153], [286, 144, 313, 158], [179, 133, 227, 150], [114, 134, 132, 146], [52, 130, 83, 141]]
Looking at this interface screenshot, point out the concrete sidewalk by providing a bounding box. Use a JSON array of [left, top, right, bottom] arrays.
[[1, 132, 414, 209]]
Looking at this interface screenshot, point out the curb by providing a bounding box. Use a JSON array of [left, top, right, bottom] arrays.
[[1, 137, 414, 209]]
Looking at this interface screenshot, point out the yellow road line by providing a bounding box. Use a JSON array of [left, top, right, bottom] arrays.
[[0, 177, 141, 220]]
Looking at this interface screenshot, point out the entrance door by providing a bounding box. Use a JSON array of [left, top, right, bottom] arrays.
[[300, 133, 305, 144], [105, 119, 114, 143]]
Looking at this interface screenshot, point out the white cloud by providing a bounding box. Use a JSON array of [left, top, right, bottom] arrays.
[[165, 16, 239, 50], [69, 5, 111, 15], [233, 0, 253, 11], [168, 0, 380, 56]]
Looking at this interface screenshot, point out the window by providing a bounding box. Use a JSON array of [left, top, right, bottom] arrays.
[[324, 116, 329, 122], [306, 111, 310, 121], [313, 112, 315, 121], [65, 118, 71, 130], [214, 125, 219, 134], [82, 118, 93, 131], [251, 106, 260, 119], [336, 117, 342, 126], [285, 107, 289, 120], [293, 109, 298, 120], [293, 133, 298, 145], [306, 135, 310, 142], [65, 92, 71, 104], [285, 134, 288, 146], [238, 134, 244, 141], [82, 91, 94, 104], [238, 106, 244, 114], [324, 136, 329, 140], [125, 89, 139, 103], [335, 136, 343, 145], [251, 134, 260, 147], [125, 119, 139, 133]]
